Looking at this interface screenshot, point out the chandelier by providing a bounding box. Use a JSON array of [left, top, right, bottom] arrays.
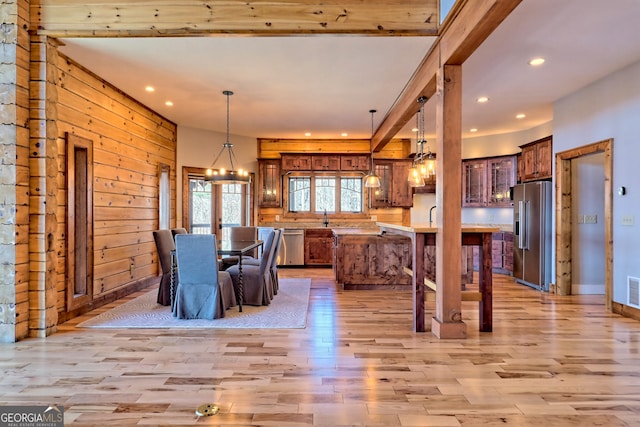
[[407, 96, 435, 187], [205, 90, 250, 184], [363, 109, 381, 188]]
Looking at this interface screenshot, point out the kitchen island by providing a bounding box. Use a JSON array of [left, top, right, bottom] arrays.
[[376, 222, 499, 335], [333, 229, 474, 290]]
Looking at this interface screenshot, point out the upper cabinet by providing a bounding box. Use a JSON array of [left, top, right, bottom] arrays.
[[370, 159, 413, 208], [340, 155, 370, 172], [462, 155, 516, 207], [519, 136, 552, 182], [281, 154, 311, 171], [311, 155, 340, 171], [258, 159, 281, 207]]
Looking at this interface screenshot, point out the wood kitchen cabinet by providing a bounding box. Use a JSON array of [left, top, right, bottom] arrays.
[[311, 155, 340, 171], [257, 159, 281, 208], [462, 155, 516, 207], [472, 231, 514, 273], [281, 154, 311, 171], [304, 228, 334, 265], [370, 159, 413, 208], [520, 135, 552, 181], [340, 154, 370, 172]]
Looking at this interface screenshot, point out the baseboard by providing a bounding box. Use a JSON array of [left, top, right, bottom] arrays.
[[57, 276, 158, 324], [571, 283, 605, 295], [612, 301, 640, 321]]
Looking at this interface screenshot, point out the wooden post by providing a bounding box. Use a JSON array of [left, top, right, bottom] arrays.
[[432, 64, 466, 339]]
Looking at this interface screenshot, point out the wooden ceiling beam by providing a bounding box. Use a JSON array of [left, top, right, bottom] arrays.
[[31, 0, 439, 37], [371, 0, 522, 152]]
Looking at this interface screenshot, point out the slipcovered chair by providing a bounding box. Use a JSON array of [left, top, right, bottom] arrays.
[[245, 228, 283, 295], [227, 229, 275, 306], [152, 229, 175, 306], [171, 227, 188, 240], [173, 234, 236, 319], [220, 226, 258, 270]]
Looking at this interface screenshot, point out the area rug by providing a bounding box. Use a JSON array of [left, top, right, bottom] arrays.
[[77, 278, 311, 329]]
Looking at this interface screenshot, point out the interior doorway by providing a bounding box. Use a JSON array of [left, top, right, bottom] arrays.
[[555, 139, 613, 309]]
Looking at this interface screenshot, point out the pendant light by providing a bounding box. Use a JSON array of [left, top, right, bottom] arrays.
[[205, 90, 250, 184], [364, 109, 381, 188], [407, 97, 426, 187]]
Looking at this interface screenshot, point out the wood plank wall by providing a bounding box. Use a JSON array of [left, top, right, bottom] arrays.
[[54, 53, 177, 316]]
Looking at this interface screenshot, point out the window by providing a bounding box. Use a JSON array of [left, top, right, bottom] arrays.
[[158, 164, 170, 229], [289, 177, 311, 212], [340, 177, 362, 212], [315, 177, 336, 212], [288, 174, 362, 213]]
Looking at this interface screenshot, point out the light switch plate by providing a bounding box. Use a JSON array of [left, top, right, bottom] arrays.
[[622, 215, 635, 226], [584, 214, 597, 224]]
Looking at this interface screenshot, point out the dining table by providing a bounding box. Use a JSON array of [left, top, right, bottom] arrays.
[[170, 238, 263, 313]]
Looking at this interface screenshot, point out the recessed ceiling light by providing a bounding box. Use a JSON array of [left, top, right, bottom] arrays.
[[411, 127, 419, 133], [304, 132, 312, 137], [145, 86, 155, 92], [476, 96, 489, 103], [165, 101, 174, 107], [470, 128, 478, 133], [516, 113, 526, 119], [529, 57, 545, 66]]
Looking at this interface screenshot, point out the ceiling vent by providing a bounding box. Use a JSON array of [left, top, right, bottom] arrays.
[[628, 276, 640, 309]]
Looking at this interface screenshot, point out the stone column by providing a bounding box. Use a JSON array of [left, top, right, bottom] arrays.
[[0, 0, 29, 342]]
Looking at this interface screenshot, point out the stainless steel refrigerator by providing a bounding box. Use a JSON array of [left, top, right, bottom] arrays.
[[512, 181, 552, 291]]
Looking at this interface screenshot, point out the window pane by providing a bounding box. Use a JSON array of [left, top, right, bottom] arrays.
[[159, 165, 170, 229], [315, 177, 336, 212], [189, 178, 212, 234], [341, 178, 362, 212], [221, 184, 244, 240], [289, 177, 311, 212]]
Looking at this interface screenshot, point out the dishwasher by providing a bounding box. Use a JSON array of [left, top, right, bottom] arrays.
[[281, 229, 305, 266]]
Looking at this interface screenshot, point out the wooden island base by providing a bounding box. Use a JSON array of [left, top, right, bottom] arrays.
[[333, 230, 474, 290]]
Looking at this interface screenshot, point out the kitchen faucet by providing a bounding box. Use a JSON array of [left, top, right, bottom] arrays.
[[323, 210, 329, 228], [429, 205, 436, 225]]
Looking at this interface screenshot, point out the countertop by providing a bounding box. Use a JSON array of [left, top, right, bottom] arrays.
[[332, 228, 381, 235], [376, 222, 501, 234]]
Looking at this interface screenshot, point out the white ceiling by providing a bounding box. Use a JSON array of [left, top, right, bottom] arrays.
[[58, 0, 640, 141]]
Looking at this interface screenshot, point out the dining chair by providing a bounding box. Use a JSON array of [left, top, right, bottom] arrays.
[[220, 226, 258, 270], [173, 234, 236, 319], [227, 229, 275, 306], [245, 228, 282, 296], [171, 227, 188, 240], [269, 228, 284, 295], [152, 229, 175, 306]]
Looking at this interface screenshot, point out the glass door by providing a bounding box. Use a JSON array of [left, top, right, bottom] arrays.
[[183, 167, 253, 239], [216, 183, 249, 241]]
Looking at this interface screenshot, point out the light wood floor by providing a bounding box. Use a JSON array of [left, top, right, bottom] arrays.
[[2, 268, 640, 426]]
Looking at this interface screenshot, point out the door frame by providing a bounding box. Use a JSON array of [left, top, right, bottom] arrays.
[[555, 139, 612, 309]]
